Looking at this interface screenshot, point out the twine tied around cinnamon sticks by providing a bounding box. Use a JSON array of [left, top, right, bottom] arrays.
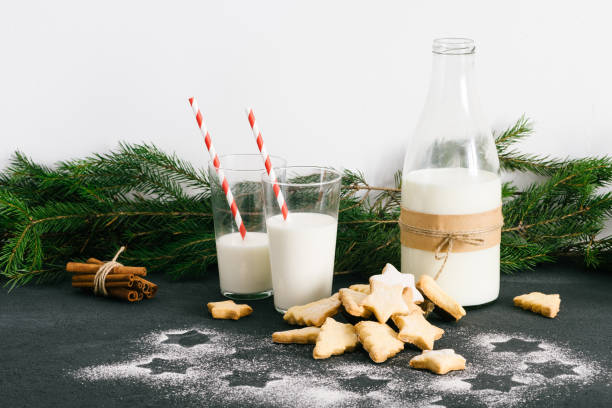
[[93, 246, 126, 296], [66, 248, 158, 302], [399, 206, 504, 280]]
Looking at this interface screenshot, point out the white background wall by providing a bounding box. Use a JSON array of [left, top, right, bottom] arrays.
[[1, 0, 611, 189]]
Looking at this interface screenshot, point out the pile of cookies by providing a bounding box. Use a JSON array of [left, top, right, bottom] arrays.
[[206, 263, 562, 375], [272, 264, 467, 375]]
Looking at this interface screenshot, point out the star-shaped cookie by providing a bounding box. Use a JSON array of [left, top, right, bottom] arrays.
[[409, 349, 466, 375], [313, 317, 359, 359], [391, 311, 444, 350], [339, 288, 372, 318], [361, 281, 411, 323], [283, 293, 341, 327], [354, 321, 404, 363], [370, 263, 424, 303], [207, 300, 253, 320], [272, 327, 321, 344]]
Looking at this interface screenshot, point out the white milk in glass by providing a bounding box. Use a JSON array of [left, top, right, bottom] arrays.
[[401, 168, 501, 306], [216, 232, 272, 294], [266, 212, 338, 311]]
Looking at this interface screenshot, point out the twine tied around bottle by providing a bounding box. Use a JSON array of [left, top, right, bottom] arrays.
[[93, 246, 126, 296], [399, 207, 504, 280]]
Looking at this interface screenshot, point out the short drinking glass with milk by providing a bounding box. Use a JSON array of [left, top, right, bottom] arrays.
[[209, 154, 286, 300]]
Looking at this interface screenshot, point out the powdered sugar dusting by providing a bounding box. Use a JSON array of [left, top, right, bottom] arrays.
[[72, 326, 606, 407]]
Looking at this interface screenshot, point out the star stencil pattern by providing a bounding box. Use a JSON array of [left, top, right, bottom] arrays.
[[491, 338, 543, 353], [525, 360, 578, 378], [432, 393, 489, 408], [162, 330, 210, 348], [230, 348, 264, 362], [137, 358, 194, 375], [462, 373, 526, 392], [338, 375, 390, 394], [222, 369, 281, 388]]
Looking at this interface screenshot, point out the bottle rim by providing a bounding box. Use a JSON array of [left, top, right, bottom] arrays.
[[432, 38, 475, 55]]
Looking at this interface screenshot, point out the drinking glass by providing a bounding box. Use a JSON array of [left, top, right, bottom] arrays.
[[209, 154, 286, 300], [262, 166, 342, 313]]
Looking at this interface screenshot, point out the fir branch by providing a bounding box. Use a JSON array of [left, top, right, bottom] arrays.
[[0, 116, 610, 287]]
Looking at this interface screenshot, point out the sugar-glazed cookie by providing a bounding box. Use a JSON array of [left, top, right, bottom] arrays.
[[370, 263, 424, 303]]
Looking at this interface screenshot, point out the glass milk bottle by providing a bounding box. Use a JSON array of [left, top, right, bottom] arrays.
[[401, 38, 502, 306]]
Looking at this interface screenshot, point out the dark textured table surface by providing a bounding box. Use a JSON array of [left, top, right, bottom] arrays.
[[1, 264, 611, 408]]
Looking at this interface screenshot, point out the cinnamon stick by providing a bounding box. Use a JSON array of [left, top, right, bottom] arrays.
[[71, 281, 137, 289], [71, 273, 135, 282], [146, 282, 158, 299], [107, 287, 140, 302], [66, 262, 147, 276], [135, 276, 149, 291], [134, 277, 158, 299]]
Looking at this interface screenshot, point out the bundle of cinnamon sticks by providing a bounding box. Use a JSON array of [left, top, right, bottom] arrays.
[[67, 258, 158, 302]]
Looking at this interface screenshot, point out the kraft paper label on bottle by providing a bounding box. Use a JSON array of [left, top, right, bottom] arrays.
[[399, 206, 503, 253]]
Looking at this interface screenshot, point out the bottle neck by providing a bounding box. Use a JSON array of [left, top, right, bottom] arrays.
[[423, 53, 480, 119], [405, 42, 500, 175]]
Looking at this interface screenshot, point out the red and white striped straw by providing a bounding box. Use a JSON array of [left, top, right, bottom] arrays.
[[189, 97, 247, 239], [245, 108, 289, 220]]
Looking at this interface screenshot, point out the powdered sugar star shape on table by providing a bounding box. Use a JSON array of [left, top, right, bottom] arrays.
[[369, 263, 424, 303], [432, 392, 489, 408], [462, 373, 526, 392], [490, 338, 544, 353], [222, 369, 282, 388], [524, 360, 578, 379], [162, 329, 210, 347], [337, 374, 390, 394], [137, 357, 195, 375]]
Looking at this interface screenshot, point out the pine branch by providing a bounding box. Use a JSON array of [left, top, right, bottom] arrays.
[[0, 116, 610, 288]]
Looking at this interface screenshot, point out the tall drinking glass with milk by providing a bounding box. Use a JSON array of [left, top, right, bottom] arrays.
[[400, 38, 503, 307], [262, 166, 342, 313]]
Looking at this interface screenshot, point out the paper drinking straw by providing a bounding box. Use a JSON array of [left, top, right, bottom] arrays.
[[189, 97, 247, 239], [245, 108, 289, 220]]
